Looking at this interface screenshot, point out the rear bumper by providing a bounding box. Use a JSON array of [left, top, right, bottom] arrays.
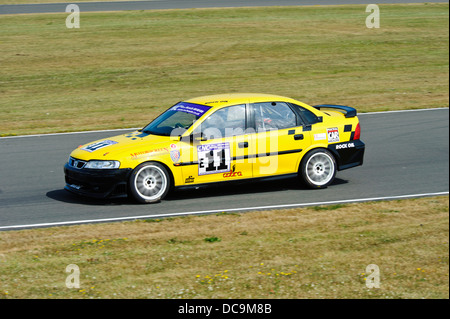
[[64, 163, 132, 198], [328, 139, 365, 171]]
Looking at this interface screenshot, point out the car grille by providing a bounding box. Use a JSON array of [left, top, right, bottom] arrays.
[[68, 157, 87, 169]]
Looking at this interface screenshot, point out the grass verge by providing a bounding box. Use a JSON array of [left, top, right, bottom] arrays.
[[0, 3, 448, 136], [0, 196, 448, 299]]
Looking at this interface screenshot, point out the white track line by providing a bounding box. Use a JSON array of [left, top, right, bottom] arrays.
[[1, 107, 447, 140], [0, 127, 141, 139], [359, 107, 448, 115], [0, 191, 448, 230]]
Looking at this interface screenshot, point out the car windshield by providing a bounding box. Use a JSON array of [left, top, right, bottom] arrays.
[[142, 102, 211, 136]]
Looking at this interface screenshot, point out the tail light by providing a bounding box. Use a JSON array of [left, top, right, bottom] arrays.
[[353, 123, 361, 140]]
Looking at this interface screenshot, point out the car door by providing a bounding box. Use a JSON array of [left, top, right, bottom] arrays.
[[180, 104, 254, 185], [249, 101, 311, 177]]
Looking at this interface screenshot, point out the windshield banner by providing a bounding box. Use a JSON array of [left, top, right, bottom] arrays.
[[170, 102, 210, 117]]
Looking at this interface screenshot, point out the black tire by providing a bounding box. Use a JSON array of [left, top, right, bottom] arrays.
[[129, 162, 171, 203], [299, 149, 336, 189]]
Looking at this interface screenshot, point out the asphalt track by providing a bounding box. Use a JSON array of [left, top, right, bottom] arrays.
[[1, 0, 449, 15], [1, 1, 449, 230], [0, 109, 448, 230]]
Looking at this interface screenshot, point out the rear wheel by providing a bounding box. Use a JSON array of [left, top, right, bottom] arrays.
[[299, 149, 336, 189], [129, 162, 171, 203]]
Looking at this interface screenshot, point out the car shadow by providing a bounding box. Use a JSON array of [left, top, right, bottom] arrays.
[[47, 177, 348, 206], [46, 189, 131, 206]]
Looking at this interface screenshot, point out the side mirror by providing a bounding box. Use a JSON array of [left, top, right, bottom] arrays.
[[179, 132, 208, 144], [192, 132, 207, 142], [170, 127, 187, 141], [317, 116, 323, 123]]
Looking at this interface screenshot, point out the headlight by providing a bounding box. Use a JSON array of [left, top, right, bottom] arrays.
[[84, 160, 120, 169]]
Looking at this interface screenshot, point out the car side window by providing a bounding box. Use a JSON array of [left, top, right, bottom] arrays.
[[251, 102, 297, 132], [290, 103, 320, 125], [196, 104, 246, 139]]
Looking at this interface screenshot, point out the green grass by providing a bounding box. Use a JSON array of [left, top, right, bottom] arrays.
[[313, 204, 347, 211], [0, 196, 448, 299], [0, 4, 448, 136]]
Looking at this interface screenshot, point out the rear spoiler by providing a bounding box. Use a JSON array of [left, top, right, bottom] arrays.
[[313, 104, 357, 118]]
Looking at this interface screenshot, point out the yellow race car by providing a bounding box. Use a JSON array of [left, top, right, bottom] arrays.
[[64, 93, 365, 203]]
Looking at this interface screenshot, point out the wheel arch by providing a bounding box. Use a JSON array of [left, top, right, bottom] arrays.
[[298, 145, 337, 172], [131, 160, 176, 190]]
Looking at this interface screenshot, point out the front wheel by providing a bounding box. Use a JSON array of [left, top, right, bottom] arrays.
[[129, 162, 171, 203], [299, 149, 336, 189]]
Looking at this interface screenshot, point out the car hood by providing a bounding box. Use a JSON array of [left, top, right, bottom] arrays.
[[69, 130, 174, 161]]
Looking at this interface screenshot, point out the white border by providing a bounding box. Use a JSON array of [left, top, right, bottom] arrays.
[[0, 191, 448, 230], [1, 107, 447, 140]]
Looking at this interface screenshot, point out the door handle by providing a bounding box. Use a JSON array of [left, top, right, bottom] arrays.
[[294, 134, 304, 140], [238, 142, 249, 148]]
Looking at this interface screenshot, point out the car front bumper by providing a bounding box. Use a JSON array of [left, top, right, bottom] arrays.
[[64, 163, 132, 198]]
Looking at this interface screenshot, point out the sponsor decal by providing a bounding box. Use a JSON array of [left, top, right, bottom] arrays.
[[170, 143, 177, 149], [314, 133, 327, 141], [170, 150, 181, 163], [327, 127, 340, 143], [223, 164, 242, 178], [204, 100, 228, 104], [169, 102, 210, 117], [335, 142, 355, 150], [81, 140, 118, 153], [130, 147, 169, 159], [198, 142, 231, 176], [185, 176, 195, 184]]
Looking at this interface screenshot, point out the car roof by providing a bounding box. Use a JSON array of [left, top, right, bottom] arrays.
[[185, 93, 300, 108]]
